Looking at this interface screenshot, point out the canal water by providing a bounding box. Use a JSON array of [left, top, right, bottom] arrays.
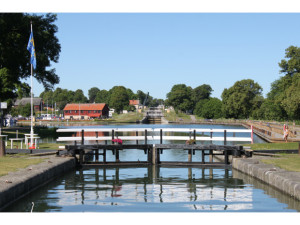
[[4, 124, 300, 212]]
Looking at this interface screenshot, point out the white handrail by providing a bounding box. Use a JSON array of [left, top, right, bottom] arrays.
[[56, 127, 254, 143]]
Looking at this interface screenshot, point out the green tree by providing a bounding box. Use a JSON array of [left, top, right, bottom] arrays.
[[73, 89, 88, 103], [136, 90, 147, 105], [166, 84, 193, 113], [19, 103, 32, 117], [200, 98, 223, 119], [109, 86, 129, 113], [0, 13, 61, 100], [266, 46, 300, 120], [52, 88, 72, 110], [88, 87, 100, 103], [95, 90, 110, 103], [191, 84, 213, 104], [221, 79, 263, 119]]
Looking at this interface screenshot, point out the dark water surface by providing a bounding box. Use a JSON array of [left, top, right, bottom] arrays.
[[4, 124, 300, 212]]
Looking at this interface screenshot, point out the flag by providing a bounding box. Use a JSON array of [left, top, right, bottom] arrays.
[[27, 31, 36, 69]]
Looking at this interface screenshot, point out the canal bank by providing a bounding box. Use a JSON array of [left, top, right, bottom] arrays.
[[0, 156, 75, 211], [232, 157, 300, 201]]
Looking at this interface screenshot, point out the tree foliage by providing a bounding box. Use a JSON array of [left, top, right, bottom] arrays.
[[195, 98, 223, 119], [191, 84, 213, 104], [221, 79, 263, 119], [109, 86, 130, 113], [0, 13, 61, 101], [265, 46, 300, 120], [166, 84, 193, 113], [88, 87, 100, 103]]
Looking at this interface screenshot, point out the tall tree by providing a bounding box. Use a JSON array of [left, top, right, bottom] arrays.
[[88, 87, 100, 103], [266, 46, 300, 120], [166, 84, 193, 113], [73, 89, 88, 103], [95, 89, 110, 104], [195, 98, 223, 119], [221, 79, 263, 119], [109, 86, 129, 113], [0, 13, 61, 100], [191, 84, 213, 104]]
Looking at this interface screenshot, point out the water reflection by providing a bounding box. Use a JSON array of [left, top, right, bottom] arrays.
[[4, 166, 300, 212]]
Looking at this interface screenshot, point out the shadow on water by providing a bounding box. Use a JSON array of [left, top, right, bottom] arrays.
[[3, 166, 300, 212]]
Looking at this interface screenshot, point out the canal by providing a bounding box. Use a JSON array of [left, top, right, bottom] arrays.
[[3, 124, 300, 212]]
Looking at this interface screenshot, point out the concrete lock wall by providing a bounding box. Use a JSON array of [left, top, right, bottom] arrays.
[[232, 157, 300, 201], [0, 156, 76, 211]]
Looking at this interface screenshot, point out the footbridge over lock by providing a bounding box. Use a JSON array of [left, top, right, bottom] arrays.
[[56, 127, 254, 167]]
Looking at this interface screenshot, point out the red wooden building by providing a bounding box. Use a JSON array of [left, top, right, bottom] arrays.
[[63, 103, 109, 120]]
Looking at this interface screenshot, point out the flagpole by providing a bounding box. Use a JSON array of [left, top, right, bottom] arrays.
[[30, 21, 34, 148]]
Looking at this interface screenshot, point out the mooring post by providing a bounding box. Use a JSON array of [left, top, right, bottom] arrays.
[[81, 129, 84, 145], [116, 149, 120, 162], [147, 147, 152, 163], [79, 149, 84, 165], [160, 129, 163, 144], [0, 137, 5, 157], [224, 149, 229, 164], [104, 140, 107, 163], [95, 132, 99, 161], [209, 150, 213, 162], [152, 145, 156, 165], [188, 149, 192, 162], [145, 129, 147, 145]]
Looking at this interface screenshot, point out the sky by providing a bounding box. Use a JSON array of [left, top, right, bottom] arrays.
[[4, 1, 300, 101]]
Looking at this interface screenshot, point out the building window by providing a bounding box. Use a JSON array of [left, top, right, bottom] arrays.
[[81, 110, 84, 113], [88, 110, 91, 113]]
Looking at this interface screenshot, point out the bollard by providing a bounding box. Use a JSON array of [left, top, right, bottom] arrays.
[[0, 138, 5, 157]]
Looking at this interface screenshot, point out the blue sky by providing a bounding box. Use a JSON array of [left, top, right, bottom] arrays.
[[35, 13, 299, 100], [17, 11, 300, 100]]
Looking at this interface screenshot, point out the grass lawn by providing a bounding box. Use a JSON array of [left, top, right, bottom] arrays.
[[261, 154, 300, 172], [164, 111, 191, 122], [0, 155, 46, 177], [111, 112, 144, 122], [244, 142, 299, 150]]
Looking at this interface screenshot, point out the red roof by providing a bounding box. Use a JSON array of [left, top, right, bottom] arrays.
[[64, 103, 107, 111], [129, 100, 140, 105]]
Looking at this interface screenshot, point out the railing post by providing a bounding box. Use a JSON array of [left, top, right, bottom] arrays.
[[81, 129, 84, 145], [112, 129, 115, 142], [136, 131, 138, 145], [210, 130, 213, 144], [160, 129, 163, 144], [145, 129, 147, 145], [251, 125, 254, 144], [104, 140, 107, 162], [225, 149, 229, 165], [188, 149, 192, 162], [193, 130, 196, 144], [224, 130, 227, 146]]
